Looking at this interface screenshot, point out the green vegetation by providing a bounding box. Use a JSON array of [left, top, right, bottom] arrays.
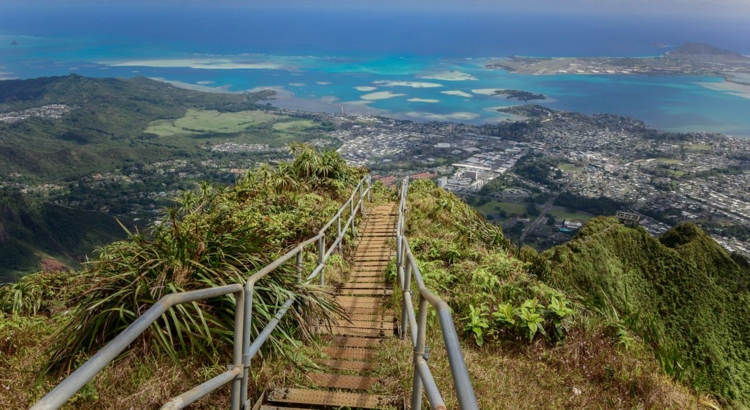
[[0, 146, 366, 407], [557, 162, 583, 173], [475, 200, 528, 216], [399, 181, 708, 408], [494, 89, 546, 102], [0, 190, 132, 282], [540, 218, 750, 407], [0, 75, 278, 182]]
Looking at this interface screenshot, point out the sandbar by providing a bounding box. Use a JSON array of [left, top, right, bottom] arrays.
[[317, 81, 332, 85], [150, 77, 234, 93], [403, 111, 480, 121], [106, 58, 284, 70], [472, 88, 505, 96], [355, 86, 378, 91], [360, 91, 407, 100], [288, 83, 306, 87], [697, 81, 750, 100], [373, 80, 443, 88], [418, 71, 477, 81], [441, 90, 473, 98], [408, 98, 440, 103]]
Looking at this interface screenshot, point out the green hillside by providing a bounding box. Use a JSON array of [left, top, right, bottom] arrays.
[[542, 217, 750, 406], [0, 75, 274, 182], [0, 190, 132, 282]]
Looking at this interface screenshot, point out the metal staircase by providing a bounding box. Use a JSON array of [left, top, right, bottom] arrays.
[[32, 177, 479, 410], [259, 203, 400, 409]]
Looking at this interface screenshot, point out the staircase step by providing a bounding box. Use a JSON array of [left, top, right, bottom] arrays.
[[340, 283, 391, 290], [260, 406, 313, 410], [349, 277, 388, 283], [342, 306, 390, 315], [267, 388, 395, 409], [308, 373, 379, 390], [329, 326, 390, 338], [325, 336, 383, 348], [337, 319, 390, 329], [340, 289, 393, 296], [318, 360, 377, 371], [336, 296, 386, 304], [323, 347, 376, 360]]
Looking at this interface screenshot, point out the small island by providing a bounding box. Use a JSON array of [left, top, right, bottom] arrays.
[[10, 40, 18, 46], [494, 89, 546, 101]]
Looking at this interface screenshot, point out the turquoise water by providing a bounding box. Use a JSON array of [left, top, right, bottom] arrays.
[[1, 7, 750, 136]]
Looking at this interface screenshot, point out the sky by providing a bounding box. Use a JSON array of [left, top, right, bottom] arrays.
[[2, 0, 750, 17]]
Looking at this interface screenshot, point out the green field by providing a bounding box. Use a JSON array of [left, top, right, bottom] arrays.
[[477, 200, 528, 216], [549, 210, 592, 222], [147, 109, 282, 136], [558, 163, 583, 173], [655, 158, 682, 165]]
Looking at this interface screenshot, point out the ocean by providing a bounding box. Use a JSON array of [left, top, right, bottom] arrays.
[[1, 5, 750, 136]]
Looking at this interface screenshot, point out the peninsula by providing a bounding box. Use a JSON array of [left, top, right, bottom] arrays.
[[485, 43, 750, 83]]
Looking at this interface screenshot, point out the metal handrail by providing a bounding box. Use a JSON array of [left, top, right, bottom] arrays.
[[32, 175, 372, 410], [396, 177, 479, 410]]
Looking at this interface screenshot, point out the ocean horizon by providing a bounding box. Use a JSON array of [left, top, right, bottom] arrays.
[[1, 6, 750, 136]]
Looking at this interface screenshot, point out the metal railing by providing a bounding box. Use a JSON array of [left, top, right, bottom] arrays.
[[32, 175, 372, 410], [396, 177, 479, 410]]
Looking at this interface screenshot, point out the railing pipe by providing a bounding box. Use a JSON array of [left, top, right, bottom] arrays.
[[34, 175, 372, 410], [31, 284, 243, 410], [161, 367, 241, 410], [416, 356, 447, 410]]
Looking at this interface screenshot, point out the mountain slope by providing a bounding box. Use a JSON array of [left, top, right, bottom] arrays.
[[0, 190, 132, 282], [0, 75, 272, 181], [541, 217, 750, 406]]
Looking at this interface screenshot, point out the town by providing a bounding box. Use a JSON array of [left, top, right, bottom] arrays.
[[3, 103, 750, 256]]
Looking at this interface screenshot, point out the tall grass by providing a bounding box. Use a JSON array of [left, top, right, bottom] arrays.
[[43, 145, 365, 372]]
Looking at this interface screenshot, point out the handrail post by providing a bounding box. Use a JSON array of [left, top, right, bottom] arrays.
[[411, 295, 429, 410], [230, 289, 245, 410], [402, 248, 412, 341], [367, 175, 372, 202], [296, 251, 303, 283], [240, 281, 254, 407], [318, 236, 325, 286], [337, 214, 342, 253]]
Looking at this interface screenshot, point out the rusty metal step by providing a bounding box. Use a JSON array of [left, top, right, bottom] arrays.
[[307, 373, 380, 390], [323, 347, 376, 360], [325, 336, 383, 348], [267, 388, 396, 409], [317, 360, 377, 372]]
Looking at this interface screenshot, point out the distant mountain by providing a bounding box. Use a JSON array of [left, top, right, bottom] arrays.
[[0, 75, 272, 182], [669, 42, 746, 59], [542, 217, 750, 406]]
